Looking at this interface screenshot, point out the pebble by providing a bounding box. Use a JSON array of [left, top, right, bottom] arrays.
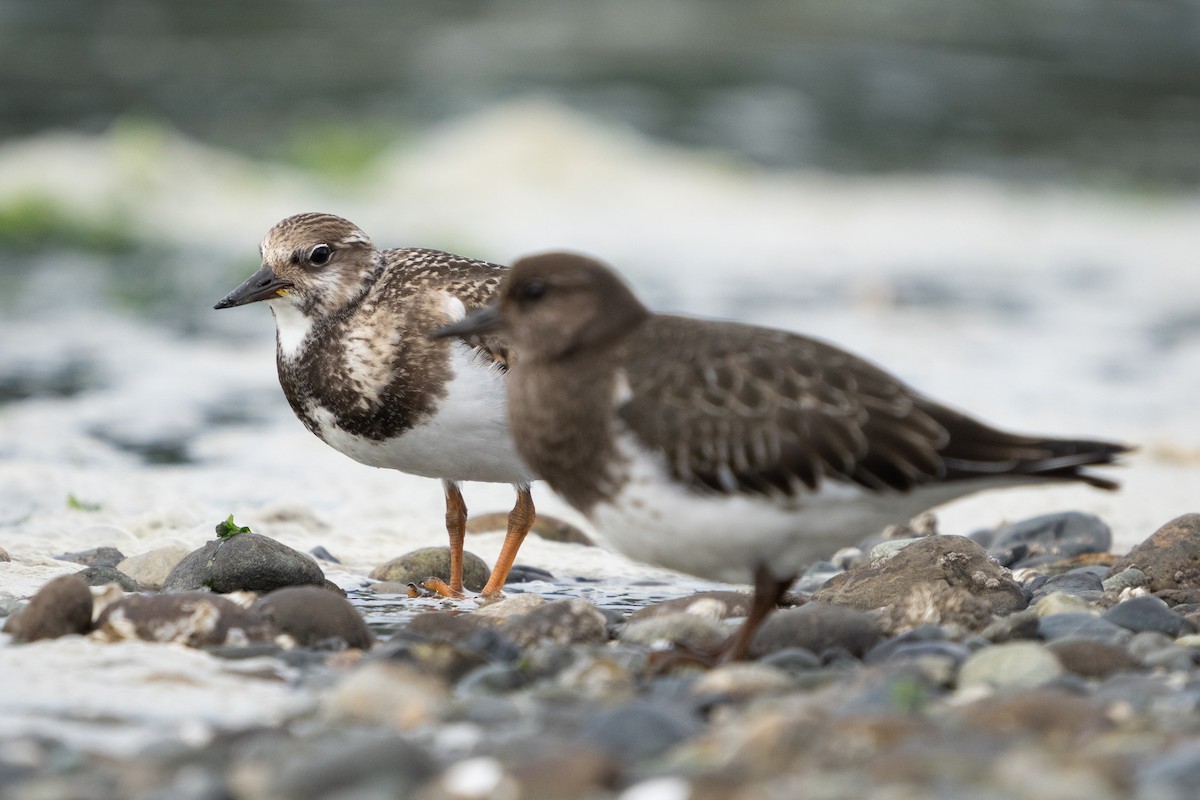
[[324, 661, 450, 730], [252, 585, 372, 650], [472, 592, 546, 620], [1108, 513, 1200, 592], [499, 598, 608, 648], [92, 591, 275, 647], [627, 591, 751, 622], [619, 612, 727, 651], [162, 533, 327, 594], [1102, 567, 1149, 593], [117, 544, 193, 590], [1038, 613, 1132, 645], [750, 602, 882, 659], [987, 511, 1112, 568], [54, 546, 126, 568], [691, 662, 795, 701], [579, 702, 703, 763], [74, 565, 143, 592], [811, 535, 1027, 616], [958, 642, 1065, 690], [1045, 637, 1139, 678], [1032, 569, 1105, 601], [3, 574, 93, 642], [1034, 591, 1097, 617], [1103, 594, 1193, 637], [369, 546, 490, 592]]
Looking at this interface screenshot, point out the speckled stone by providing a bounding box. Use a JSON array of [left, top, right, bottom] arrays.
[[92, 591, 275, 647], [1108, 514, 1200, 592], [812, 535, 1027, 616], [1103, 567, 1150, 593]]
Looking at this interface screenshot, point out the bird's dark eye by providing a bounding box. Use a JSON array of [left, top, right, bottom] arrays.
[[309, 244, 332, 266], [522, 280, 547, 302]]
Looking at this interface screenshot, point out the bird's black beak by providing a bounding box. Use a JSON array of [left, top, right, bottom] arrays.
[[431, 304, 505, 340], [213, 266, 294, 310]]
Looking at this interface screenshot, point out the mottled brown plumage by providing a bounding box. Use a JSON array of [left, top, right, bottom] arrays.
[[215, 213, 535, 597]]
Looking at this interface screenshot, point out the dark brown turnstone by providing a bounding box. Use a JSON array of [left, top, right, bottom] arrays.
[[435, 252, 1130, 657], [214, 212, 537, 597]]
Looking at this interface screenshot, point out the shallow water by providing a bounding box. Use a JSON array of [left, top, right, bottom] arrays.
[[1, 101, 1199, 756]]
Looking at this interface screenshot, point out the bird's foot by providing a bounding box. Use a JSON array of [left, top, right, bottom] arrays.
[[406, 577, 463, 599]]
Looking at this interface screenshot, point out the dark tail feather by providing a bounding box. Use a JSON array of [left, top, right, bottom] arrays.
[[925, 402, 1132, 491]]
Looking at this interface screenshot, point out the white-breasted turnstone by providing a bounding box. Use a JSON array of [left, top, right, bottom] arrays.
[[436, 252, 1129, 656], [215, 212, 537, 597]]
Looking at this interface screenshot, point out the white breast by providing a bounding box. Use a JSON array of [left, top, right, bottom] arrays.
[[310, 342, 536, 485], [586, 429, 990, 584]]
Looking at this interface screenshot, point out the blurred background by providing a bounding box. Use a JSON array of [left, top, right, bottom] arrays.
[[1, 0, 1198, 554]]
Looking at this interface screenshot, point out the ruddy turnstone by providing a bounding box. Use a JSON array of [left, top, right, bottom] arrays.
[[436, 252, 1129, 657], [215, 212, 537, 597]]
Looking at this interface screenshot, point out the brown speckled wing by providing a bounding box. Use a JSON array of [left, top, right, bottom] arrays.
[[618, 315, 1126, 496]]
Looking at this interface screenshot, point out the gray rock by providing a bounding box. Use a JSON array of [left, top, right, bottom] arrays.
[[1032, 569, 1104, 601], [1135, 743, 1200, 800], [1103, 567, 1149, 593], [267, 731, 437, 800], [1127, 630, 1177, 662], [117, 544, 193, 591], [580, 702, 703, 762], [979, 608, 1041, 643], [54, 546, 125, 568], [252, 585, 372, 650], [1103, 594, 1193, 637], [3, 574, 93, 642], [74, 565, 142, 592], [500, 598, 608, 648], [1037, 613, 1132, 645], [988, 511, 1112, 568], [750, 603, 882, 659], [1109, 514, 1200, 591], [93, 592, 275, 647], [162, 533, 326, 594], [958, 642, 1064, 689], [811, 535, 1027, 616], [369, 546, 489, 592]]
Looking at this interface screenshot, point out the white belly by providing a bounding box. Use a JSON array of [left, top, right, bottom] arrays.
[[586, 432, 996, 584], [311, 343, 536, 485]]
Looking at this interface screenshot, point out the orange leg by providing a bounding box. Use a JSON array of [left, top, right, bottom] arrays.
[[479, 484, 535, 597], [443, 480, 468, 597], [721, 563, 796, 662]]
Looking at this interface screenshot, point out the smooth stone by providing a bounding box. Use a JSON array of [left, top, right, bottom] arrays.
[[1034, 591, 1097, 617], [117, 544, 193, 591], [456, 663, 530, 696], [691, 662, 795, 700], [252, 585, 372, 650], [1032, 569, 1104, 600], [308, 545, 340, 563], [619, 613, 727, 651], [1103, 595, 1192, 637], [378, 636, 492, 684], [74, 565, 142, 592], [1038, 613, 1132, 645], [758, 647, 823, 674], [1135, 743, 1200, 800], [325, 661, 450, 729], [473, 592, 546, 619], [504, 744, 617, 800], [988, 511, 1113, 568], [264, 731, 437, 800], [960, 689, 1112, 739], [369, 546, 489, 592], [750, 602, 882, 659], [3, 574, 93, 642], [1127, 631, 1177, 662], [1174, 633, 1200, 648], [499, 598, 608, 648], [162, 533, 326, 594], [54, 546, 125, 568], [404, 611, 494, 643], [1140, 645, 1198, 672], [93, 591, 275, 647], [504, 564, 555, 584], [958, 642, 1064, 689], [1045, 636, 1139, 678], [811, 535, 1027, 616], [1108, 514, 1200, 591], [1103, 567, 1149, 593], [579, 702, 703, 763], [627, 591, 752, 622]]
